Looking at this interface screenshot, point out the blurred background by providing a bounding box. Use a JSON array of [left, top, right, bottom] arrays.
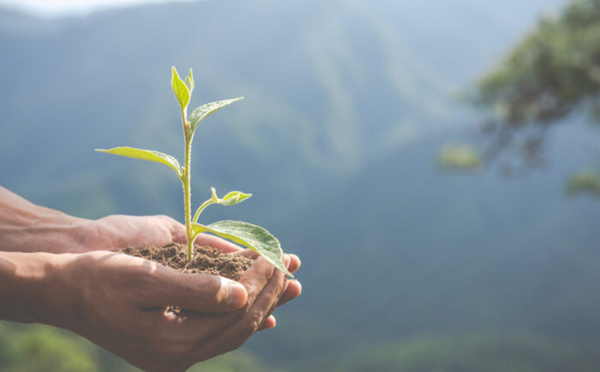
[[1, 0, 600, 370]]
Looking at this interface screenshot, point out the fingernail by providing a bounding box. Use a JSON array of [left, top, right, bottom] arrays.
[[226, 280, 247, 309]]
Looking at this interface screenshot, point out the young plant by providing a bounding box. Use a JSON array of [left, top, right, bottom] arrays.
[[96, 67, 291, 277]]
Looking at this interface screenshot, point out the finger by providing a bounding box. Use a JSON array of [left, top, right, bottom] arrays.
[[234, 252, 300, 274], [142, 265, 248, 312], [284, 253, 302, 273], [91, 215, 185, 251], [286, 254, 301, 274], [236, 249, 259, 259], [277, 279, 302, 307], [197, 267, 287, 359], [238, 256, 276, 306], [160, 215, 187, 243], [259, 315, 276, 331], [173, 257, 279, 341], [236, 268, 286, 338], [146, 254, 281, 313], [146, 308, 237, 346], [237, 252, 300, 273]]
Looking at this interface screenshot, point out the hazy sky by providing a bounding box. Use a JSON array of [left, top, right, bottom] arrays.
[[0, 0, 196, 17]]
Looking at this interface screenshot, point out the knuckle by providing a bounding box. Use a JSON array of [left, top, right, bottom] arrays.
[[243, 311, 263, 337], [189, 275, 230, 309], [155, 214, 174, 221]]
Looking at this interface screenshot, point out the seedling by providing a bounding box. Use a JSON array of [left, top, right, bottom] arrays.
[[96, 67, 291, 276]]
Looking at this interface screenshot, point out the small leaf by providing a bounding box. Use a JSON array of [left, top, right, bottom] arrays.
[[189, 97, 244, 131], [220, 191, 252, 206], [171, 66, 190, 109], [96, 147, 181, 177], [185, 68, 194, 93], [192, 220, 292, 277], [192, 189, 252, 223]]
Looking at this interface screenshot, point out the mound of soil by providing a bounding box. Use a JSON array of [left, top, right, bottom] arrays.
[[118, 242, 253, 281]]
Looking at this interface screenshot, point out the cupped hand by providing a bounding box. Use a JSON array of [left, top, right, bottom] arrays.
[[85, 213, 302, 314], [59, 251, 291, 372]]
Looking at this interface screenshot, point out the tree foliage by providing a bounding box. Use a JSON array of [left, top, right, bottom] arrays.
[[565, 169, 600, 197], [473, 0, 600, 172], [437, 144, 483, 172]]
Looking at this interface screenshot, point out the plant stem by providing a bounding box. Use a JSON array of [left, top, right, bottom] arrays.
[[181, 108, 194, 261]]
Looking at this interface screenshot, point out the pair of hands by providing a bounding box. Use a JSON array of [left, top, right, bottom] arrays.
[[72, 215, 301, 372], [69, 215, 301, 372], [0, 187, 301, 372]]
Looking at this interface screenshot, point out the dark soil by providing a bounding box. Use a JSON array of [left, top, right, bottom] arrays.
[[118, 242, 253, 281]]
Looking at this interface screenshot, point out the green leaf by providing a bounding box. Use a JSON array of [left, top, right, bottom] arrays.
[[192, 189, 252, 223], [219, 191, 252, 206], [210, 187, 219, 202], [192, 220, 292, 277], [96, 147, 181, 177], [184, 68, 194, 93], [171, 66, 190, 109], [189, 97, 244, 131]]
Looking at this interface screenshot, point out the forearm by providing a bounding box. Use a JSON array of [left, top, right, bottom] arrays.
[[0, 251, 74, 326], [0, 186, 91, 253]]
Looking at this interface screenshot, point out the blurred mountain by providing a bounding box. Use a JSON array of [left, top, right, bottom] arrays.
[[0, 0, 565, 216], [1, 0, 597, 370], [283, 123, 600, 338]]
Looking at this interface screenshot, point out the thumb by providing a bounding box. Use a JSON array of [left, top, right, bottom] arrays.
[[144, 267, 248, 313]]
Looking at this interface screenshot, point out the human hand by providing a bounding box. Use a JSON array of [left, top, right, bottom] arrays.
[[1, 185, 186, 254], [0, 186, 300, 296], [83, 214, 302, 322], [55, 251, 295, 372]]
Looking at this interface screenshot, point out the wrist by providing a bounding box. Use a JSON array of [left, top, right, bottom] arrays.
[[0, 251, 78, 327]]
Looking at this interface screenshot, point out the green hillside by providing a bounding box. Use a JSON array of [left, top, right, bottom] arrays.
[[306, 333, 600, 372], [0, 323, 284, 372]]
